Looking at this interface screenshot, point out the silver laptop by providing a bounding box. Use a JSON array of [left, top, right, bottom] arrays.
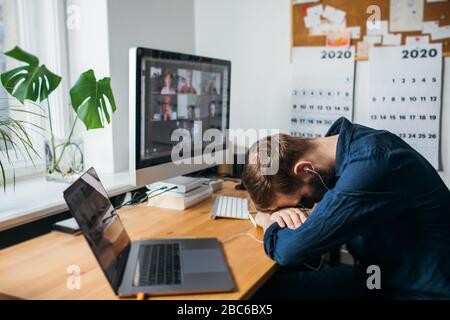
[[63, 167, 234, 297]]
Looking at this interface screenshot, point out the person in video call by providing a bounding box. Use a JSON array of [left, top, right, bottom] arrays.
[[242, 117, 450, 300], [207, 100, 221, 129], [160, 71, 176, 95], [161, 95, 173, 121], [208, 101, 217, 118], [187, 105, 196, 120], [179, 70, 197, 94], [202, 75, 219, 95]]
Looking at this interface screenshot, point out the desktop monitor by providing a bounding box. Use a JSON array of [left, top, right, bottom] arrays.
[[129, 47, 231, 187]]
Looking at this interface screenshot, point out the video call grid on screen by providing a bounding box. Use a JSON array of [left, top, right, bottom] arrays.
[[139, 56, 229, 163]]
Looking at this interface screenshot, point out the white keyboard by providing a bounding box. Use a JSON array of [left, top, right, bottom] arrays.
[[211, 196, 249, 220]]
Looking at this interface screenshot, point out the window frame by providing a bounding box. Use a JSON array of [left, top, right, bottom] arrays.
[[1, 0, 72, 183]]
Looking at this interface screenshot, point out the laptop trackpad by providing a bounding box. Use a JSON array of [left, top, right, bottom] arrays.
[[182, 249, 227, 274]]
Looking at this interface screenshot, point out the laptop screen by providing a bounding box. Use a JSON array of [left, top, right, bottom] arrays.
[[63, 167, 131, 293]]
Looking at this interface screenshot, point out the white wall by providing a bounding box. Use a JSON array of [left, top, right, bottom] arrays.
[[66, 0, 196, 173], [194, 0, 292, 141], [194, 0, 449, 187], [107, 0, 196, 172]]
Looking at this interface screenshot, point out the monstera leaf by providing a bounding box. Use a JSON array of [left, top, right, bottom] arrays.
[[69, 70, 117, 130], [0, 46, 61, 103]]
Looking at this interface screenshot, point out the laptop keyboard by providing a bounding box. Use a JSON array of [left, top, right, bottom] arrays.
[[136, 243, 182, 286]]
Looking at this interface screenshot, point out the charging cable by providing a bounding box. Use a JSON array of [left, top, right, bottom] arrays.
[[103, 186, 178, 223], [223, 232, 264, 244], [305, 168, 330, 191], [223, 231, 325, 271]]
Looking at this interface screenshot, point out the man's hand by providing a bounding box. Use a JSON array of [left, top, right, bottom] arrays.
[[255, 212, 273, 232], [270, 208, 308, 229]]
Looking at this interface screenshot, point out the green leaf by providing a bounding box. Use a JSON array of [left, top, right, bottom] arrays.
[[69, 69, 117, 130], [0, 46, 61, 103], [0, 115, 40, 191], [0, 160, 6, 192]]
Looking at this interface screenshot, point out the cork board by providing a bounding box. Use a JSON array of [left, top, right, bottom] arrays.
[[291, 0, 450, 57]]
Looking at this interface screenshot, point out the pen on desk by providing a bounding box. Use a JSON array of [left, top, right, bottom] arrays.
[[136, 292, 145, 300]]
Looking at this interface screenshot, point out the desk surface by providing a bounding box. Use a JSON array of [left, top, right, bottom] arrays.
[[0, 181, 277, 300]]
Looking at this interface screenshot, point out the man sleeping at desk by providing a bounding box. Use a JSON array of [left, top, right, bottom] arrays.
[[242, 117, 450, 300]]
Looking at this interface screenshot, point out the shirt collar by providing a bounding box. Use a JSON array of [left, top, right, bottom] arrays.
[[325, 117, 354, 178]]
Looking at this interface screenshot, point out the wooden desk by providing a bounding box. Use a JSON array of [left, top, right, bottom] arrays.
[[0, 182, 277, 300]]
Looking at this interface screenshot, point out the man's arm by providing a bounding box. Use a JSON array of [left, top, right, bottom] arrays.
[[263, 188, 407, 267], [255, 208, 310, 232], [255, 212, 274, 233]]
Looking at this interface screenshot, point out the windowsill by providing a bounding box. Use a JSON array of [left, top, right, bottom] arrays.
[[0, 171, 135, 232]]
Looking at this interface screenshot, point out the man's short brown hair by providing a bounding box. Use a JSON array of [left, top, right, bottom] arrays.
[[241, 134, 312, 212]]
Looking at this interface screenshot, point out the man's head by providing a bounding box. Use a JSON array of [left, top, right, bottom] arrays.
[[241, 134, 335, 212]]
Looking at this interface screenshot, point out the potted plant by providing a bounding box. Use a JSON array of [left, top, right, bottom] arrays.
[[0, 110, 41, 191], [1, 46, 117, 183]]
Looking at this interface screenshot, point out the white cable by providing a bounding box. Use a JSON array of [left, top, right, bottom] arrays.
[[305, 168, 330, 191], [223, 232, 264, 244], [224, 232, 325, 271]]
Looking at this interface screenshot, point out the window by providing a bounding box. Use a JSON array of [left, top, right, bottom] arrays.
[[0, 0, 9, 122], [0, 0, 71, 182]]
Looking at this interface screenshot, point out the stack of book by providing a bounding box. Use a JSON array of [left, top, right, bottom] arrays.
[[147, 178, 213, 210]]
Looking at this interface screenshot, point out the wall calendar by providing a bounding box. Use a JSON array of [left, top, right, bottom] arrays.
[[368, 44, 442, 169], [291, 47, 356, 138]]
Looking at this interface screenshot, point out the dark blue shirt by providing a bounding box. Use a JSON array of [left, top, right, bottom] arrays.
[[264, 117, 450, 299]]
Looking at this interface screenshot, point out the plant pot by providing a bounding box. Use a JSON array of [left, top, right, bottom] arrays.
[[45, 137, 84, 183]]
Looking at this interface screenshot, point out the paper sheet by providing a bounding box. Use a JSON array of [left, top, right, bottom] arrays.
[[368, 44, 443, 169], [304, 14, 321, 28], [390, 0, 424, 32], [310, 20, 346, 36], [291, 47, 355, 138], [405, 35, 429, 45], [430, 25, 450, 40], [322, 5, 346, 24], [363, 35, 382, 44], [367, 20, 389, 35], [347, 26, 361, 39], [382, 33, 402, 46], [356, 41, 374, 57], [306, 4, 323, 17], [422, 21, 439, 33], [326, 31, 351, 47]]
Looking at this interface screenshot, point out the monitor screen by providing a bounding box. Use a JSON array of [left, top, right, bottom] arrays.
[[63, 168, 131, 293], [134, 48, 231, 169]]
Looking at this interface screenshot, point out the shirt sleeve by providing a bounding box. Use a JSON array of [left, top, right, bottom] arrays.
[[263, 150, 408, 267]]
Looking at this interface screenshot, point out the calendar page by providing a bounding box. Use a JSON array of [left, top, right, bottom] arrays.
[[291, 47, 355, 138], [368, 44, 442, 169]]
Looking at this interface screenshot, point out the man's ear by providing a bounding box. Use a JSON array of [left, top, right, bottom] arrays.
[[293, 161, 313, 176]]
